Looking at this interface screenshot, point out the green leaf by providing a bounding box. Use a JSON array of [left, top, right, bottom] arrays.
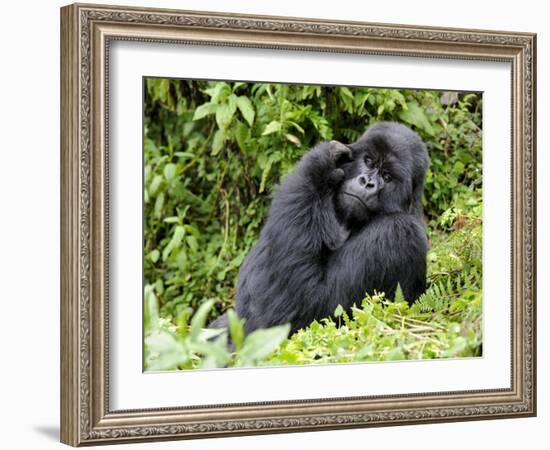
[[211, 129, 225, 155], [175, 307, 193, 338], [195, 327, 226, 342], [285, 133, 301, 146], [339, 86, 354, 100], [262, 120, 282, 136], [143, 285, 159, 330], [235, 122, 251, 153], [397, 102, 435, 136], [193, 102, 217, 121], [394, 284, 405, 303], [238, 324, 290, 366], [174, 151, 195, 160], [453, 161, 465, 174], [154, 279, 164, 295], [204, 82, 230, 103], [163, 163, 177, 181], [334, 304, 344, 318], [186, 235, 199, 252], [227, 309, 245, 351], [232, 82, 246, 91], [259, 152, 282, 193], [189, 299, 216, 340], [162, 225, 185, 261], [354, 92, 370, 110], [215, 101, 237, 130], [148, 249, 160, 263], [159, 79, 170, 104], [190, 336, 231, 368], [145, 330, 189, 371], [153, 192, 164, 219], [236, 96, 255, 126], [259, 158, 275, 193], [144, 138, 157, 155], [442, 337, 467, 357], [287, 121, 304, 135], [149, 174, 163, 196], [385, 348, 405, 361]]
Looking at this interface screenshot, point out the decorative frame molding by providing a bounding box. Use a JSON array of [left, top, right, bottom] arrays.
[[60, 3, 536, 446]]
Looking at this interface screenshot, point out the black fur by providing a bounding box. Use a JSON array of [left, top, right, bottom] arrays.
[[210, 122, 429, 336]]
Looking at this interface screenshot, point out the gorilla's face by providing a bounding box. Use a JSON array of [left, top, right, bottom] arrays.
[[335, 132, 414, 224]]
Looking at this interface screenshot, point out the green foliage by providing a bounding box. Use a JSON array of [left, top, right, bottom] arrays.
[[144, 207, 482, 369], [143, 78, 483, 369], [144, 287, 290, 370], [264, 294, 480, 365]]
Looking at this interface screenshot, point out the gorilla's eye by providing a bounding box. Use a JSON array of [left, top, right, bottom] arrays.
[[382, 172, 393, 183], [365, 157, 374, 168]]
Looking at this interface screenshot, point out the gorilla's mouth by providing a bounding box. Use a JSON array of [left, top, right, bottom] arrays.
[[342, 191, 369, 210]]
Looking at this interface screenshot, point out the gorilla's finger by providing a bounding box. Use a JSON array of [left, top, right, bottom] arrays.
[[327, 168, 345, 185], [328, 140, 352, 164]]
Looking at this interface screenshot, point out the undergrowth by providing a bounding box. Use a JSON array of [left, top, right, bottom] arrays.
[[144, 205, 482, 370]]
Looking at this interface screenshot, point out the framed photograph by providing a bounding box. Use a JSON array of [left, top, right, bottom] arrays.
[[60, 3, 537, 446]]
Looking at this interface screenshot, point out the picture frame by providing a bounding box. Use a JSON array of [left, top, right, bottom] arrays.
[[60, 2, 536, 446]]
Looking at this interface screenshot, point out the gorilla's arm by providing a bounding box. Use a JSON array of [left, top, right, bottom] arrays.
[[234, 141, 351, 334], [323, 213, 428, 316], [265, 141, 351, 253]]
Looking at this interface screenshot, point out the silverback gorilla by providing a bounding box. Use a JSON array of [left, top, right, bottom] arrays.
[[210, 122, 429, 336]]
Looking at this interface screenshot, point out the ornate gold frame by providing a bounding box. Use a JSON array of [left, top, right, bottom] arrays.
[[60, 3, 536, 446]]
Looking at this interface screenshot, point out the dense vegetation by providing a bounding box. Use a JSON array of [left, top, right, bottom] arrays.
[[143, 79, 482, 370]]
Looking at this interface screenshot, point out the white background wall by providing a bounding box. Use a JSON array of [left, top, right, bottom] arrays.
[[0, 1, 546, 449]]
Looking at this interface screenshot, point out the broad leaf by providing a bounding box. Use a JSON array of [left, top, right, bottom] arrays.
[[192, 102, 217, 121], [236, 96, 255, 126], [397, 102, 435, 136], [162, 225, 185, 261], [215, 98, 237, 130], [211, 129, 225, 155], [163, 163, 177, 181], [262, 120, 282, 136], [227, 309, 245, 351], [238, 324, 290, 366], [189, 299, 216, 340]]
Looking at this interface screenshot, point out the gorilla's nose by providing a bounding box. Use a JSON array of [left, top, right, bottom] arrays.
[[358, 175, 377, 190]]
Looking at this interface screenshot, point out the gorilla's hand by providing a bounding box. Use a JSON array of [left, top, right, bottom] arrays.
[[326, 140, 351, 187], [266, 139, 352, 256], [299, 140, 351, 194], [327, 140, 352, 165]]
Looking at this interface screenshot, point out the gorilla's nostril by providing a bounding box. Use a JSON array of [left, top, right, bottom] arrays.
[[366, 181, 375, 189], [358, 175, 367, 186]]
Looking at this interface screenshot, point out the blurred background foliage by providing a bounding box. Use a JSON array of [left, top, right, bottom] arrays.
[[143, 79, 482, 369]]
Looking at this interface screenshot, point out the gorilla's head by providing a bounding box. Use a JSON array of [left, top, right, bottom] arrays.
[[335, 122, 429, 225]]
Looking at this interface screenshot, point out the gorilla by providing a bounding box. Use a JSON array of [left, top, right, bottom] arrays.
[[210, 122, 429, 336]]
